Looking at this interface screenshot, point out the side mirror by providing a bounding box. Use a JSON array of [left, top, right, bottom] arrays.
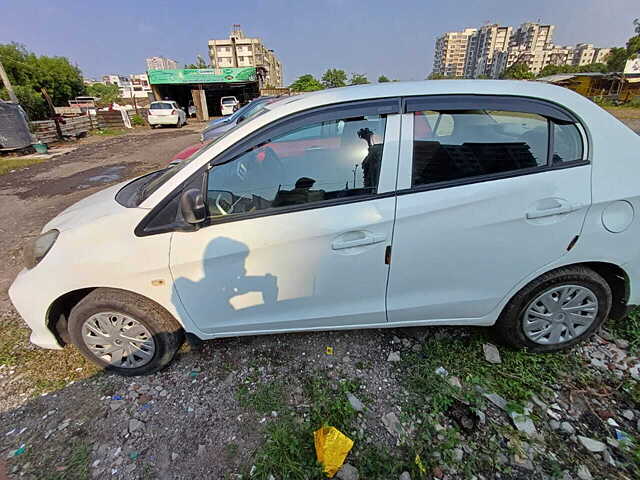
[[236, 115, 246, 124], [180, 188, 206, 224]]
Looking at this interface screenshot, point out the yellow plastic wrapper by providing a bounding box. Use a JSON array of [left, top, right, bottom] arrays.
[[313, 426, 354, 478]]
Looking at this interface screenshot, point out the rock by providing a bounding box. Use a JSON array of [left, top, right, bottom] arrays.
[[448, 376, 462, 389], [124, 464, 136, 474], [615, 339, 629, 349], [607, 418, 620, 427], [109, 400, 125, 411], [336, 463, 359, 480], [547, 408, 561, 421], [435, 366, 448, 376], [577, 436, 606, 453], [576, 465, 592, 480], [549, 420, 560, 430], [412, 344, 421, 353], [346, 393, 364, 412], [382, 412, 404, 437], [223, 372, 234, 386], [483, 343, 501, 364], [622, 409, 634, 420], [197, 444, 206, 456], [171, 453, 178, 461], [475, 410, 486, 425], [128, 419, 144, 433], [452, 448, 464, 462], [484, 392, 507, 410], [399, 472, 411, 480], [560, 422, 575, 435], [629, 364, 640, 381], [159, 390, 168, 397], [387, 351, 401, 362], [510, 410, 537, 435]]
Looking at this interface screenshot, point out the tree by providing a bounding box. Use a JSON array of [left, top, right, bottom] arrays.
[[501, 63, 534, 80], [0, 85, 47, 120], [0, 42, 84, 116], [185, 54, 209, 69], [86, 83, 121, 106], [321, 69, 347, 88], [349, 73, 369, 85], [289, 74, 324, 92], [377, 75, 390, 83], [427, 72, 447, 80], [607, 47, 629, 72]]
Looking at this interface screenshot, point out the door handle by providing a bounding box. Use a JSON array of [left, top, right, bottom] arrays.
[[332, 232, 386, 250], [526, 203, 574, 219], [304, 146, 324, 152]]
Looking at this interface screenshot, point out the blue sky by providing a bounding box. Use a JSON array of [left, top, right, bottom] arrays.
[[3, 0, 638, 84]]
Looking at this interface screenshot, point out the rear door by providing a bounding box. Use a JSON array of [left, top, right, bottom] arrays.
[[386, 95, 591, 323]]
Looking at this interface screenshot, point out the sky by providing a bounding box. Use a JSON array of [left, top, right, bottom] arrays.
[[2, 0, 638, 84]]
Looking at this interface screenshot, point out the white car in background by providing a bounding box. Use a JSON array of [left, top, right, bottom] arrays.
[[220, 96, 239, 116], [9, 80, 640, 376], [147, 101, 187, 128]]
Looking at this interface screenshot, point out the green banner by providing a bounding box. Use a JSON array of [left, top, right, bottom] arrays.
[[148, 68, 257, 85]]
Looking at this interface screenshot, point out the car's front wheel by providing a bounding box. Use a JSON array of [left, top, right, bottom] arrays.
[[495, 266, 612, 352], [68, 288, 184, 376]]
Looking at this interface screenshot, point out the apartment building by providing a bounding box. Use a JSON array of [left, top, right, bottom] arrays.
[[464, 24, 512, 78], [432, 21, 613, 79], [432, 28, 477, 77], [208, 25, 283, 87], [102, 74, 152, 98], [571, 44, 613, 66], [146, 56, 178, 71]]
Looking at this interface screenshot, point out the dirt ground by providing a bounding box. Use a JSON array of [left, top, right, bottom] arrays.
[[1, 119, 640, 480]]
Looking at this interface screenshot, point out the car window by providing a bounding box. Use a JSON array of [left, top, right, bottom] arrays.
[[412, 110, 549, 186], [222, 98, 236, 105], [150, 102, 173, 110], [206, 115, 387, 218], [553, 122, 584, 164]]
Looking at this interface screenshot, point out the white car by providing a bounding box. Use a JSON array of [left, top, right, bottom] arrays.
[[9, 81, 640, 376], [220, 96, 239, 116], [147, 101, 186, 128]]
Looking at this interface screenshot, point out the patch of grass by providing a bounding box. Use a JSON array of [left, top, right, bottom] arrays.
[[405, 332, 586, 410], [609, 307, 640, 352], [90, 128, 126, 136], [237, 380, 286, 414], [251, 375, 362, 479], [0, 156, 47, 175], [0, 316, 100, 396], [355, 445, 408, 479]]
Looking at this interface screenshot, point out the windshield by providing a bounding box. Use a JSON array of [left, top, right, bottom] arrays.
[[150, 102, 173, 110]]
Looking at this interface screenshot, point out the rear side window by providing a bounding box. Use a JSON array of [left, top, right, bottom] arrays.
[[412, 110, 549, 186], [553, 123, 584, 164]]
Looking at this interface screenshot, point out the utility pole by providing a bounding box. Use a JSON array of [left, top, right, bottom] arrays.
[[0, 58, 19, 104]]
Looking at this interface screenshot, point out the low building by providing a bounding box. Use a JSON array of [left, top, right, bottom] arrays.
[[208, 25, 283, 87], [103, 74, 152, 99]]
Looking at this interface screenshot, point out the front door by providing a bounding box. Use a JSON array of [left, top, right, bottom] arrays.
[[170, 104, 400, 335], [387, 100, 591, 323]]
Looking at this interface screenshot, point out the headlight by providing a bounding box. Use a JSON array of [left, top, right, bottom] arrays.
[[24, 229, 59, 269]]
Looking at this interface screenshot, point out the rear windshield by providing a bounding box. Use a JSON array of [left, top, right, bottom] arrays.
[[221, 98, 236, 105], [150, 103, 173, 110]]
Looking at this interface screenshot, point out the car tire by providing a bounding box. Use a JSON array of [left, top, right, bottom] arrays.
[[494, 266, 612, 352], [68, 288, 184, 376]]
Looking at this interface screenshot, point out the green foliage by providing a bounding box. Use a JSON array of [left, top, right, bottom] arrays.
[[237, 381, 285, 414], [289, 74, 324, 92], [0, 42, 84, 119], [90, 128, 126, 136], [0, 156, 47, 176], [1, 84, 48, 120], [251, 376, 361, 479], [538, 63, 608, 77], [607, 47, 630, 72], [349, 73, 369, 85], [609, 307, 640, 352], [85, 83, 120, 106], [377, 75, 390, 83], [501, 63, 534, 80], [130, 114, 145, 127], [185, 54, 209, 69], [321, 68, 347, 88], [427, 72, 447, 80]]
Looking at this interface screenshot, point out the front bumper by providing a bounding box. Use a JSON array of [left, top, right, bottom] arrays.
[[8, 268, 62, 350], [148, 114, 179, 125]]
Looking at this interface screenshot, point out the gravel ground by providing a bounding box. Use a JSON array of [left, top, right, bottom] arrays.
[[1, 120, 639, 479]]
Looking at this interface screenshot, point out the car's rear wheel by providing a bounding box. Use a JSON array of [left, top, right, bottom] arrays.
[[495, 266, 612, 352], [68, 288, 184, 376]]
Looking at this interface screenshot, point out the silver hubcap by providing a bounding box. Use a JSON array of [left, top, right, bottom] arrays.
[[523, 285, 599, 345], [82, 312, 156, 368]]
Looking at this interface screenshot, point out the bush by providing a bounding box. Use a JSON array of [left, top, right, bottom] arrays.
[[1, 85, 48, 120], [130, 114, 145, 126]]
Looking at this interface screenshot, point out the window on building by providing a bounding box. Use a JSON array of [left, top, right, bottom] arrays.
[[206, 115, 387, 218]]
